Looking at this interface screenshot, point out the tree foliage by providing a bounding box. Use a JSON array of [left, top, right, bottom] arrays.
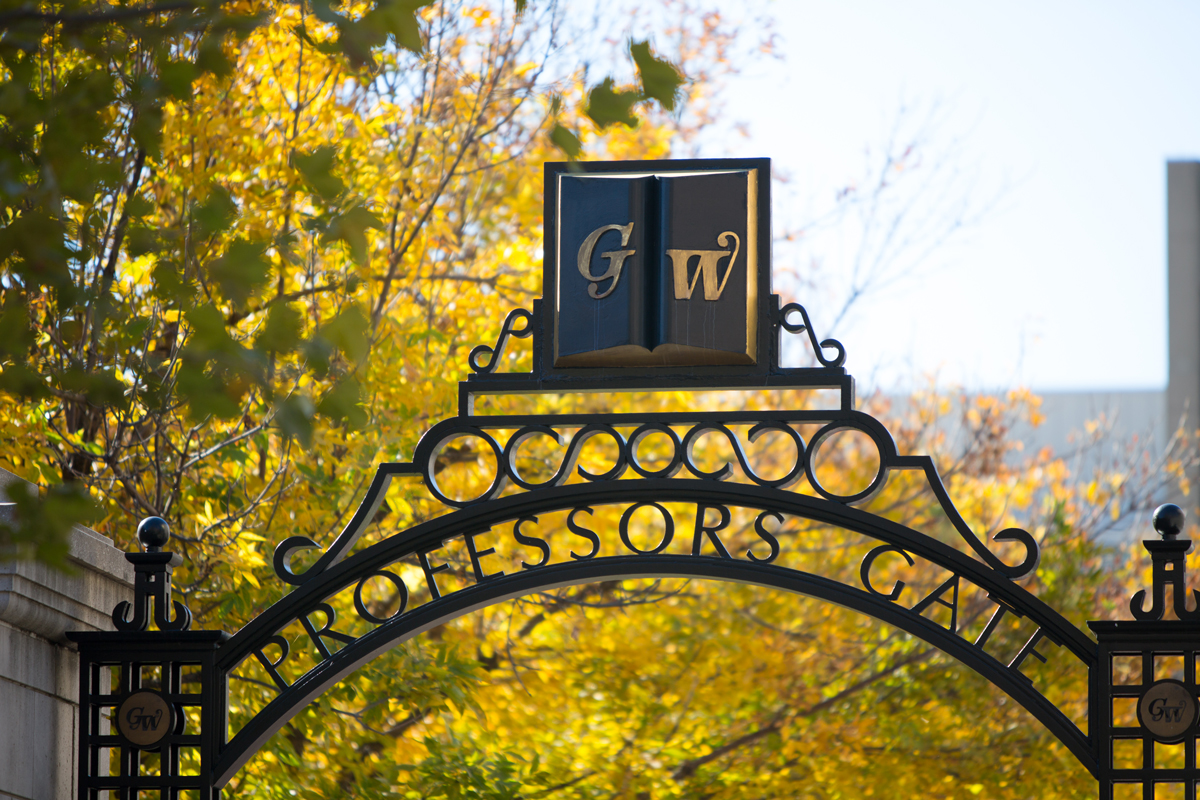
[[0, 0, 685, 559]]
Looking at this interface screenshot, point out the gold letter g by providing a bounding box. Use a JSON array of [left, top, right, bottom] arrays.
[[577, 222, 635, 299]]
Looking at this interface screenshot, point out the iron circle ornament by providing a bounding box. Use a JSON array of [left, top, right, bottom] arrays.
[[744, 421, 806, 488], [503, 425, 566, 490], [116, 690, 175, 749], [571, 424, 629, 482], [627, 423, 684, 479], [424, 429, 507, 507], [803, 422, 887, 504], [1137, 679, 1199, 743]]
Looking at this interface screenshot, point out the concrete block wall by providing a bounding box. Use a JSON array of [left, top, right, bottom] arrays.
[[0, 468, 134, 800]]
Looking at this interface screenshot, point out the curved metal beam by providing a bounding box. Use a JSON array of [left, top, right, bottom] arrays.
[[213, 556, 1097, 785], [220, 481, 1093, 671], [213, 481, 1098, 785]]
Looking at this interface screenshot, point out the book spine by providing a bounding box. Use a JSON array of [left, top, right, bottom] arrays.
[[648, 175, 666, 351], [627, 177, 652, 351]]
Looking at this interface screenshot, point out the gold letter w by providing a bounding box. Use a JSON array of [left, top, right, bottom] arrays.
[[668, 231, 740, 301]]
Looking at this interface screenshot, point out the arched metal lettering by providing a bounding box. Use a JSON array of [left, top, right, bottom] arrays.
[[210, 480, 1095, 785]]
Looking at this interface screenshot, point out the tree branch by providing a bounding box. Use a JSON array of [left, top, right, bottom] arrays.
[[0, 1, 200, 28]]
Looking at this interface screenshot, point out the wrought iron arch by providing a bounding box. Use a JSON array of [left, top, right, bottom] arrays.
[[213, 480, 1098, 784], [68, 296, 1200, 800]]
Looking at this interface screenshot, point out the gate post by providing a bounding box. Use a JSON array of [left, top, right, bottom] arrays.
[[0, 469, 135, 799], [1090, 504, 1200, 800], [68, 518, 228, 800]]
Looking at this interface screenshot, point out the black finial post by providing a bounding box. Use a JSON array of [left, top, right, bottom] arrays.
[[1130, 504, 1200, 621], [1154, 503, 1186, 540], [112, 516, 193, 632], [137, 516, 171, 552]]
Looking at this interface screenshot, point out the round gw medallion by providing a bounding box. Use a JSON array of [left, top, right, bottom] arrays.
[[116, 690, 173, 748], [1137, 680, 1198, 743]]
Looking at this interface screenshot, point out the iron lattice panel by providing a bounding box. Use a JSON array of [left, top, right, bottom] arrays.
[[1093, 622, 1200, 800], [71, 632, 228, 800]]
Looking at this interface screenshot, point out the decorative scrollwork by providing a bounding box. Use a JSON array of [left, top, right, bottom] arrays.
[[416, 418, 823, 508], [779, 303, 846, 368], [404, 411, 1038, 580], [266, 407, 1039, 587], [273, 464, 416, 586], [469, 308, 534, 374]]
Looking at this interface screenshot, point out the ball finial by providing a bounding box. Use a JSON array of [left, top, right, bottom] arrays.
[[137, 517, 171, 552], [1153, 504, 1186, 540]]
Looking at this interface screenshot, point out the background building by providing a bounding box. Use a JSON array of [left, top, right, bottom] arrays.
[[974, 161, 1200, 543]]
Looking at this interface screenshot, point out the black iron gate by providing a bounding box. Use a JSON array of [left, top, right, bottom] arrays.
[[69, 159, 1200, 799]]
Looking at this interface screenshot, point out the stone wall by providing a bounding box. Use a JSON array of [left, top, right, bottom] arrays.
[[0, 469, 134, 800]]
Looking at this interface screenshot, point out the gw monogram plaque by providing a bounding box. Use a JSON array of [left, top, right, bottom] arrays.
[[546, 159, 769, 369], [1138, 679, 1198, 742], [116, 689, 174, 748]]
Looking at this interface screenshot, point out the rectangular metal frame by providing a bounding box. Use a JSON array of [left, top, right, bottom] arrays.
[[70, 631, 229, 800]]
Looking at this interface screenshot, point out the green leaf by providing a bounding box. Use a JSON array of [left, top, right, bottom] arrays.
[[255, 303, 304, 354], [364, 0, 432, 55], [157, 57, 199, 101], [185, 303, 240, 356], [333, 18, 385, 70], [175, 362, 241, 420], [123, 194, 155, 218], [584, 77, 640, 129], [630, 39, 684, 112], [151, 259, 192, 302], [316, 376, 366, 428], [548, 123, 581, 159], [207, 238, 270, 304], [308, 0, 347, 26], [57, 369, 127, 409], [129, 102, 164, 160], [195, 35, 233, 77], [321, 205, 383, 263], [0, 480, 97, 568], [194, 184, 238, 237], [0, 362, 47, 399], [275, 393, 315, 447], [0, 299, 33, 358], [125, 225, 158, 257], [114, 317, 152, 349], [290, 145, 345, 201], [319, 305, 370, 364], [0, 210, 73, 290]]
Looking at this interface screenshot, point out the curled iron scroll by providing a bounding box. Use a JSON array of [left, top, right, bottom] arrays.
[[469, 308, 534, 374], [889, 452, 1040, 580], [272, 466, 412, 586], [779, 303, 846, 368]]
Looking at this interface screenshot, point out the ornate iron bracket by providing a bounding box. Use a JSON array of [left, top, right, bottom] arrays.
[[112, 516, 193, 632], [469, 308, 534, 374], [779, 302, 846, 367]]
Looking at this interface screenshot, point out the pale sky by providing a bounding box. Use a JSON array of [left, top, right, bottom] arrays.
[[708, 1, 1200, 392]]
